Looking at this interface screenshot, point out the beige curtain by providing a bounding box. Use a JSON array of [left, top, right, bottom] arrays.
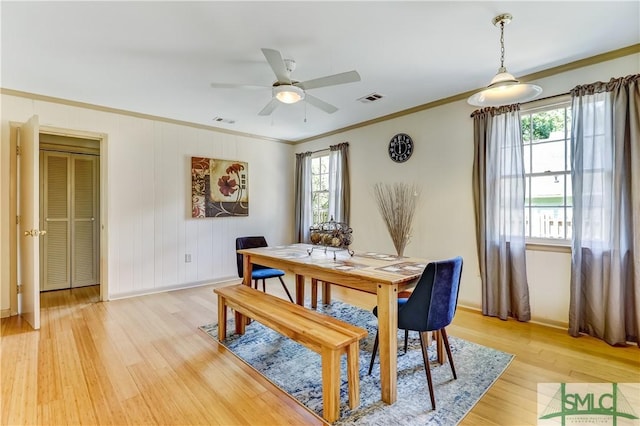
[[328, 142, 350, 224], [472, 105, 531, 321], [569, 74, 640, 346]]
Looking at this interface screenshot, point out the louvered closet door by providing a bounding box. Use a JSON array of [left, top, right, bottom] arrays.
[[71, 155, 98, 287], [42, 153, 71, 291], [42, 152, 99, 290]]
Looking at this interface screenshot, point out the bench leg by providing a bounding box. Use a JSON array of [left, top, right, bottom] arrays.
[[347, 343, 360, 410], [217, 296, 227, 341], [321, 347, 341, 423]]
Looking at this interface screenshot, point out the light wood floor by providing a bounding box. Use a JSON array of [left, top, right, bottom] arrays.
[[2, 279, 639, 425]]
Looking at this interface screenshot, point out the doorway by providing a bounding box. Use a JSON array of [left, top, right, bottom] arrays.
[[9, 119, 108, 329], [39, 134, 100, 292]]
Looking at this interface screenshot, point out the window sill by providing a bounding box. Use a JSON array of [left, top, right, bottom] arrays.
[[525, 240, 571, 253]]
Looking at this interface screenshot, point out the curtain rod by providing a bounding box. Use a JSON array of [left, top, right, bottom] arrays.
[[294, 147, 329, 156], [300, 142, 349, 155], [469, 91, 571, 117]]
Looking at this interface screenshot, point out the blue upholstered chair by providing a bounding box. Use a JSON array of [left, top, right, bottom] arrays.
[[235, 236, 294, 303], [368, 256, 463, 410]]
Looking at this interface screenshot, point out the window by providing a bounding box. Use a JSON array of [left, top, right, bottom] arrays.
[[521, 104, 572, 241], [311, 153, 330, 225]]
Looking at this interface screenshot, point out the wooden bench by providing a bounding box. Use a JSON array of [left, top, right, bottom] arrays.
[[214, 284, 367, 423]]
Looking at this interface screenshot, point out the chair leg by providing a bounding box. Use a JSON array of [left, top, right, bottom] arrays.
[[404, 329, 409, 353], [419, 331, 436, 410], [278, 276, 294, 303], [253, 279, 259, 290], [261, 279, 266, 292], [440, 328, 457, 379], [367, 331, 379, 375]]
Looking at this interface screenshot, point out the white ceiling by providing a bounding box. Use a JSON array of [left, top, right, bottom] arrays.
[[2, 1, 639, 142]]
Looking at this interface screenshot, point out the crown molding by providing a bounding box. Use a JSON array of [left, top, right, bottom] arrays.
[[0, 88, 293, 145], [295, 43, 640, 144], [3, 44, 638, 146]]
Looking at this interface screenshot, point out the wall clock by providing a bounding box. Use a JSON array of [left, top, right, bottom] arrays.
[[388, 133, 414, 163]]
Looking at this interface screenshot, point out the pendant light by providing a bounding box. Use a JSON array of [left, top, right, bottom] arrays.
[[467, 13, 542, 107]]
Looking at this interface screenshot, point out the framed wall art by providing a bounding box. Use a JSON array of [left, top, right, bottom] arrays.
[[191, 157, 248, 218]]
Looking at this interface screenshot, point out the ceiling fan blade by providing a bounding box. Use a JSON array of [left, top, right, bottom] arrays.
[[258, 98, 280, 116], [261, 48, 291, 84], [305, 94, 338, 114], [211, 82, 270, 90], [297, 70, 361, 91]]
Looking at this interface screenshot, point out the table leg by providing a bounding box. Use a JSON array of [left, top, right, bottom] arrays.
[[234, 310, 246, 335], [322, 281, 331, 304], [295, 274, 305, 306], [242, 255, 253, 286], [376, 283, 398, 404], [434, 330, 445, 364], [241, 255, 254, 326], [311, 278, 318, 309], [217, 296, 227, 341]]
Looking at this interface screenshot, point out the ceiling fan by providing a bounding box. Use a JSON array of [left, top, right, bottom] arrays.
[[210, 48, 361, 116]]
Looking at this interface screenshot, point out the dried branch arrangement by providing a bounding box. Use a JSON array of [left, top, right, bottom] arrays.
[[373, 182, 421, 257]]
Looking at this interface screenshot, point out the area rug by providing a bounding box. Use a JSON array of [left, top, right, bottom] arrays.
[[200, 300, 513, 425]]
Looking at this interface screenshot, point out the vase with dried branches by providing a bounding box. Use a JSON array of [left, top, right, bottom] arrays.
[[372, 182, 421, 257]]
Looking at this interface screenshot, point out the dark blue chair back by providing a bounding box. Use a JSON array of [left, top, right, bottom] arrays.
[[235, 236, 270, 278], [397, 256, 463, 332]]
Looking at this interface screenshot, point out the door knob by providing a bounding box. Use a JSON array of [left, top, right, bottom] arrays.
[[23, 229, 46, 237]]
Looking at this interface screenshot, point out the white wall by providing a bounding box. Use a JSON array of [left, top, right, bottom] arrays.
[[1, 53, 636, 322], [0, 95, 294, 310], [294, 53, 639, 327]]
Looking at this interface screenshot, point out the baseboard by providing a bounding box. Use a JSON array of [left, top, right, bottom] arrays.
[[107, 276, 240, 301], [530, 317, 569, 330], [457, 304, 569, 330], [1, 308, 13, 319]]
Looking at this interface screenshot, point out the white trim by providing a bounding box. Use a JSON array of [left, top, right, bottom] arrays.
[[107, 277, 239, 301]]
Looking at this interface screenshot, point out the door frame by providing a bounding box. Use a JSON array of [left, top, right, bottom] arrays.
[[10, 123, 109, 312]]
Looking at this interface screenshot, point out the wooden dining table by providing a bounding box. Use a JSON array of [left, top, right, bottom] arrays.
[[237, 243, 429, 405]]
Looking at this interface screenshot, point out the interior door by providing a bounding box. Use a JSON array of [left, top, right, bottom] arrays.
[[42, 152, 71, 291], [71, 155, 99, 287], [19, 115, 41, 330]]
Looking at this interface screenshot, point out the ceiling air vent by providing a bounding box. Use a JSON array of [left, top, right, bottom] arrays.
[[357, 93, 384, 103], [212, 116, 236, 124]]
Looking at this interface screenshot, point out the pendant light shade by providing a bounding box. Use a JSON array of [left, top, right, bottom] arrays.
[[468, 13, 542, 107]]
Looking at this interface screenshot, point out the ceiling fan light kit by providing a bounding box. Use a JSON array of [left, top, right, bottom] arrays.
[[467, 13, 542, 107], [210, 47, 361, 116], [274, 84, 305, 104]]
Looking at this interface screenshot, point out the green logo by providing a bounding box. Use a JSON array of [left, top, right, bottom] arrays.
[[539, 383, 639, 425]]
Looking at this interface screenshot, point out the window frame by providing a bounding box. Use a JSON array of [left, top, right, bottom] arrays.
[[521, 99, 573, 249], [310, 150, 330, 226]]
